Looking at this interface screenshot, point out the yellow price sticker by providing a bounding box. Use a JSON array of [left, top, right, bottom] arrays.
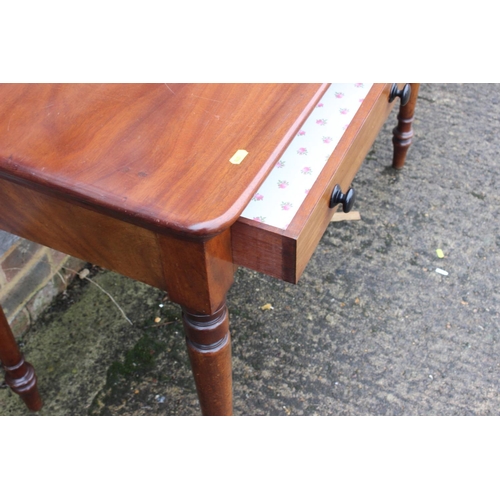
[[229, 149, 248, 165]]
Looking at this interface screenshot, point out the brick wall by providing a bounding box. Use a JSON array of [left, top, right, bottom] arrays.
[[0, 230, 85, 337]]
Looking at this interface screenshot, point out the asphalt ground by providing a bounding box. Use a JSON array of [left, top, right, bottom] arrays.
[[1, 83, 499, 417]]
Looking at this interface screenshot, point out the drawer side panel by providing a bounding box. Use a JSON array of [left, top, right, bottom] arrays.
[[231, 221, 297, 283]]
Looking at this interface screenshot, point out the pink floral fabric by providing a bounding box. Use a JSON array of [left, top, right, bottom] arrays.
[[241, 83, 372, 229]]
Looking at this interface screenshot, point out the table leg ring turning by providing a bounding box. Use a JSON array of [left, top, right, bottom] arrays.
[[4, 357, 43, 411], [0, 305, 43, 411], [182, 304, 233, 416]]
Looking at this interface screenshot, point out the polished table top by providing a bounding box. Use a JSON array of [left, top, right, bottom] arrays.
[[0, 84, 327, 237]]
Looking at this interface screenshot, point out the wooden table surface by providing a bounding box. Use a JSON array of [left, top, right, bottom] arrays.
[[0, 83, 327, 237]]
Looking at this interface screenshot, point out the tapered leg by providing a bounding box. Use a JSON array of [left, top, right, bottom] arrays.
[[182, 303, 232, 416], [0, 306, 43, 411], [157, 229, 235, 415], [392, 83, 420, 170]]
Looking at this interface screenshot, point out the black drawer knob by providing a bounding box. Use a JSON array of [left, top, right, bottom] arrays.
[[389, 83, 411, 106], [329, 184, 355, 212]]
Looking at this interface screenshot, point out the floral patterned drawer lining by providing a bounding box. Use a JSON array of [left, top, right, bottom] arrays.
[[240, 83, 373, 230]]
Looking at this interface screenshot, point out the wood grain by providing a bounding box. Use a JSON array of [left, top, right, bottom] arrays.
[[0, 177, 167, 290], [157, 229, 235, 314], [0, 176, 236, 314], [0, 84, 327, 238]]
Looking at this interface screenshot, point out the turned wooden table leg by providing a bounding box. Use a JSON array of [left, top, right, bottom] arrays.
[[158, 229, 235, 415], [0, 306, 43, 411], [182, 303, 232, 416], [392, 83, 420, 170]]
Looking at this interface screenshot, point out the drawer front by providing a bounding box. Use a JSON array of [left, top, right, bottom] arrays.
[[232, 83, 396, 283]]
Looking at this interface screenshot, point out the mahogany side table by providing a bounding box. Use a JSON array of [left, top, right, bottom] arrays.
[[0, 83, 419, 415]]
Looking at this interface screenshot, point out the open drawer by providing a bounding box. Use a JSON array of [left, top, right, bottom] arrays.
[[232, 83, 397, 283]]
